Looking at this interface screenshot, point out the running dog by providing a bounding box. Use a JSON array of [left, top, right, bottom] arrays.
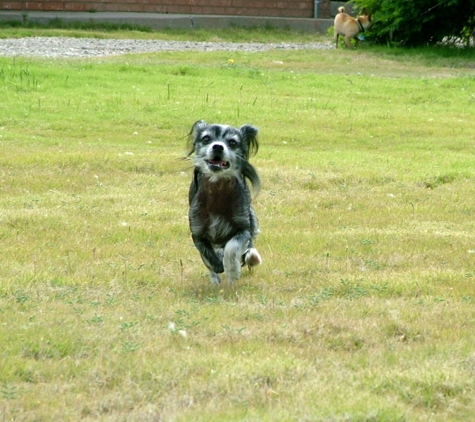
[[187, 120, 262, 284]]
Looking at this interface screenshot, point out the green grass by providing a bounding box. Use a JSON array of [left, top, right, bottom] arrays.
[[1, 31, 475, 421]]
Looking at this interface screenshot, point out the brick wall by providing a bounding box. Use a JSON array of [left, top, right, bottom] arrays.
[[0, 1, 331, 18]]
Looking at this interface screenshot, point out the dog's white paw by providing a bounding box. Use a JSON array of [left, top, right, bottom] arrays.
[[244, 248, 262, 267]]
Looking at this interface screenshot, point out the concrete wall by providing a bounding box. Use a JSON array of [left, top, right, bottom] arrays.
[[0, 1, 332, 18]]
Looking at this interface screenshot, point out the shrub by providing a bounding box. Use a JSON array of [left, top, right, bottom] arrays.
[[352, 0, 475, 46]]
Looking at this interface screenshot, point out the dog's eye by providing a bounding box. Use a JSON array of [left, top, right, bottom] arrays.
[[201, 135, 211, 144], [228, 139, 238, 148]]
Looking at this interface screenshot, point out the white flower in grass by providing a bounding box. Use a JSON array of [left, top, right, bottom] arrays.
[[168, 322, 187, 338]]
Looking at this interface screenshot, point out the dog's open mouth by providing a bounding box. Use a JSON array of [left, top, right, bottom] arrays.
[[206, 158, 230, 171]]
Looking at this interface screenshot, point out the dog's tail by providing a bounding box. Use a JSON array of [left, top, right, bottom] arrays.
[[338, 6, 345, 14]]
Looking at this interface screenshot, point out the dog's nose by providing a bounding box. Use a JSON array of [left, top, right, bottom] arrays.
[[212, 144, 224, 152]]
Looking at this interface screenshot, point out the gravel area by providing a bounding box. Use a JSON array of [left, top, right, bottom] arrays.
[[0, 36, 333, 58]]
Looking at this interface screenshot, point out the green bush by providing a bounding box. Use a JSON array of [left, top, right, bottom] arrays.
[[352, 0, 475, 46]]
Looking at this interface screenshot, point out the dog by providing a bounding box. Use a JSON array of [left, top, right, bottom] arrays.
[[334, 6, 372, 49], [187, 120, 262, 284]]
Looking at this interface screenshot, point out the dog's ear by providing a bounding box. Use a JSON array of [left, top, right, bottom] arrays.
[[191, 120, 207, 137], [240, 124, 259, 159], [187, 120, 207, 157], [361, 8, 368, 16]]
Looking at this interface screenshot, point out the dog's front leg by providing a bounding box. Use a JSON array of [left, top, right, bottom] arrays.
[[223, 232, 251, 284], [192, 235, 224, 284]]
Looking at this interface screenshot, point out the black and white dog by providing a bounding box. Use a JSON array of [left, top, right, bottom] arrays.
[[187, 120, 262, 284]]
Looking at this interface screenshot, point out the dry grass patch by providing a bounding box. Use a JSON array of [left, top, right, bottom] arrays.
[[1, 41, 475, 421]]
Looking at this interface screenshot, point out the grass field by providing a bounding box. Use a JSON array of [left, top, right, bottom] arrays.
[[1, 28, 475, 421]]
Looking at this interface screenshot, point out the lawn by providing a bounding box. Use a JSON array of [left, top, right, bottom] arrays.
[[1, 28, 475, 421]]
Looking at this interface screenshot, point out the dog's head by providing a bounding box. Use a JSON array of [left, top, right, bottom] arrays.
[[359, 8, 373, 30], [187, 120, 260, 189]]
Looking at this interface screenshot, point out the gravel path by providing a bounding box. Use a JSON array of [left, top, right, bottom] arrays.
[[0, 36, 333, 58]]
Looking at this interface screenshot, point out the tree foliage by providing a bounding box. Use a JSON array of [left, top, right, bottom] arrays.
[[352, 0, 475, 46]]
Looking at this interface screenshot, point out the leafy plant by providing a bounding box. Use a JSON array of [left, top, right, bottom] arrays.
[[353, 0, 475, 46]]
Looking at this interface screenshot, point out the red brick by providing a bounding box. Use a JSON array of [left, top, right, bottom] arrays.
[[1, 2, 23, 9], [174, 5, 193, 13], [64, 2, 86, 10], [23, 2, 44, 10], [0, 0, 330, 18], [43, 2, 64, 11], [223, 7, 238, 14]]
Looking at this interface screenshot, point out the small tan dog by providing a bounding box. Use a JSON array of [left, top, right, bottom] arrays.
[[334, 6, 372, 49]]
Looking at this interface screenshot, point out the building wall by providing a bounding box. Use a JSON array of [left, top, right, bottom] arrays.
[[0, 1, 331, 18]]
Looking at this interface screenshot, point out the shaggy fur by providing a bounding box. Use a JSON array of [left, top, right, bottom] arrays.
[[187, 120, 262, 284]]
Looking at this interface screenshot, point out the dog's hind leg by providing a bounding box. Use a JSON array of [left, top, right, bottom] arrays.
[[242, 246, 262, 269], [345, 35, 354, 49], [242, 207, 262, 269]]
